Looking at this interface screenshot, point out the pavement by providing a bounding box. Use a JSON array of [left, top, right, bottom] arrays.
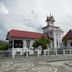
[[0, 55, 72, 72]]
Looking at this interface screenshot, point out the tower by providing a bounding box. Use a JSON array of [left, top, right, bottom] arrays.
[[46, 14, 55, 26], [42, 14, 63, 49]]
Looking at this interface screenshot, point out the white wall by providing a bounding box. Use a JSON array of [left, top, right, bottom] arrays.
[[11, 38, 35, 49], [23, 39, 35, 49], [67, 40, 72, 48], [43, 25, 63, 49], [23, 39, 26, 47]]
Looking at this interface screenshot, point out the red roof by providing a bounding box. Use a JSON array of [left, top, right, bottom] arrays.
[[7, 29, 48, 39], [63, 29, 72, 40]]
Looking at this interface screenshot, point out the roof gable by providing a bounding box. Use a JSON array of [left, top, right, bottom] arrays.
[[63, 29, 72, 40]]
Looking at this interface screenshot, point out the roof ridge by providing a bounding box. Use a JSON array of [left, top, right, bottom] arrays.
[[9, 29, 42, 34], [7, 29, 49, 39]]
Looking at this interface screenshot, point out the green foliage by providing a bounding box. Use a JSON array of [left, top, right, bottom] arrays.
[[32, 40, 40, 49], [33, 37, 50, 50], [62, 38, 68, 47], [0, 41, 9, 50], [38, 37, 50, 50]]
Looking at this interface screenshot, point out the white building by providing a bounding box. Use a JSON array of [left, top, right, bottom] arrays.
[[42, 15, 63, 49], [6, 15, 63, 58], [6, 29, 49, 58], [62, 29, 72, 49]]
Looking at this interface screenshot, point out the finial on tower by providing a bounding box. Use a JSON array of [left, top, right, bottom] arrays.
[[50, 13, 51, 17], [46, 14, 55, 26]]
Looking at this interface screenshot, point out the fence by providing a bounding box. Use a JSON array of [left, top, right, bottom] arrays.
[[46, 49, 72, 56], [33, 49, 72, 56], [0, 50, 12, 57], [0, 49, 72, 58]]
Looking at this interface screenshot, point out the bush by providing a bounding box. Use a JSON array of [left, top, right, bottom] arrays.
[[0, 41, 9, 50], [32, 40, 40, 49]]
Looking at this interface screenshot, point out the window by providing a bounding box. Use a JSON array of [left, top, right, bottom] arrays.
[[56, 33, 58, 36], [71, 42, 72, 47], [44, 32, 48, 36], [14, 40, 23, 48], [48, 31, 53, 37], [26, 40, 30, 48]]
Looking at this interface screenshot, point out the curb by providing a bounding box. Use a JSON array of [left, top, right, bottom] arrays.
[[65, 61, 72, 67]]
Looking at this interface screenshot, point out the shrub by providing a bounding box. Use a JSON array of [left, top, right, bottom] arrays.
[[0, 41, 9, 50], [33, 36, 51, 55]]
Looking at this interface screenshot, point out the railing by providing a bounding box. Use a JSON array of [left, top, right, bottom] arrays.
[[0, 49, 72, 58], [35, 49, 72, 56], [0, 50, 12, 57]]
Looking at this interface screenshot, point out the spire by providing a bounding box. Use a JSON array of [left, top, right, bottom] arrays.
[[46, 14, 55, 26], [50, 13, 51, 17]]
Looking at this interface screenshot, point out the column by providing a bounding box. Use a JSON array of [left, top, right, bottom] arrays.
[[55, 49, 57, 56], [70, 49, 71, 55], [48, 50, 49, 56], [63, 49, 65, 55], [12, 40, 15, 58], [53, 31, 57, 49], [23, 39, 26, 48], [26, 50, 29, 57], [30, 40, 34, 48], [12, 40, 14, 48], [50, 41, 53, 48], [37, 50, 40, 57], [12, 48, 16, 58]]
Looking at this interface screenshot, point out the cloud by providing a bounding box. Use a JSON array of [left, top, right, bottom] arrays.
[[0, 13, 42, 35], [0, 2, 8, 14], [0, 0, 72, 40], [0, 23, 7, 40]]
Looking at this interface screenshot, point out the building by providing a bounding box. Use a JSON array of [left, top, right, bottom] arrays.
[[6, 29, 49, 58], [6, 30, 48, 49], [6, 15, 63, 58], [42, 15, 63, 49], [62, 29, 72, 48]]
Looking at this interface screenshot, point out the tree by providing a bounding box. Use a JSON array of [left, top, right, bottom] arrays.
[[0, 40, 9, 50], [62, 38, 68, 48], [32, 40, 40, 49], [33, 36, 51, 55]]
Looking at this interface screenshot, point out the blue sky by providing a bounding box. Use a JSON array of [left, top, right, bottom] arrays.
[[0, 0, 72, 40]]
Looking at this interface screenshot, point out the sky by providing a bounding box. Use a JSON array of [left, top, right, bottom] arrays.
[[0, 0, 72, 40]]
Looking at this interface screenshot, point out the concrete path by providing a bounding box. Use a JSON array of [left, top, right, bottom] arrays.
[[0, 55, 72, 72]]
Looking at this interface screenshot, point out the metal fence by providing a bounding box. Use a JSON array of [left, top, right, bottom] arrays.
[[43, 49, 72, 56], [0, 49, 72, 58], [0, 50, 12, 57]]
